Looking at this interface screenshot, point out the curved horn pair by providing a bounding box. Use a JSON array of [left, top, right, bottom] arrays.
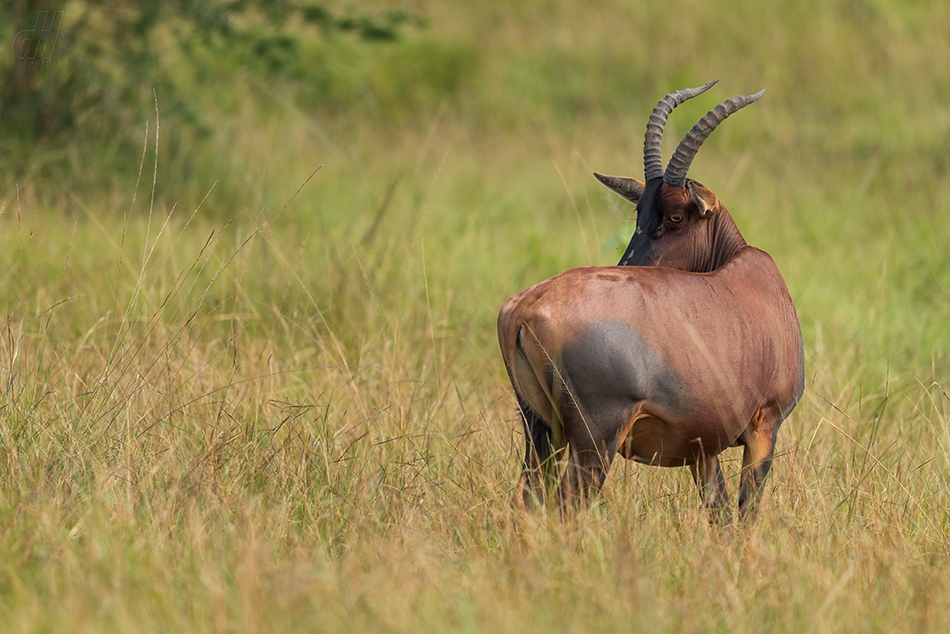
[[643, 80, 764, 187]]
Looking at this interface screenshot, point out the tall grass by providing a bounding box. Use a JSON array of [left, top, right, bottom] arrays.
[[1, 0, 950, 631]]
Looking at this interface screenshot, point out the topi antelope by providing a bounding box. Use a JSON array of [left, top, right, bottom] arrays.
[[498, 81, 804, 521]]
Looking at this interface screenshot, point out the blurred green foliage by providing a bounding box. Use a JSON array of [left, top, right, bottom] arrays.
[[0, 0, 426, 189]]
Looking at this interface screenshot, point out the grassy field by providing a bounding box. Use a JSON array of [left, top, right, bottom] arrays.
[[2, 0, 950, 631]]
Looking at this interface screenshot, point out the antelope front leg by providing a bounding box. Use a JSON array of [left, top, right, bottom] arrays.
[[689, 454, 730, 523], [738, 405, 781, 520]]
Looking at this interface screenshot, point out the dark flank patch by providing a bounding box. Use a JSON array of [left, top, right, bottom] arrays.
[[559, 320, 691, 423]]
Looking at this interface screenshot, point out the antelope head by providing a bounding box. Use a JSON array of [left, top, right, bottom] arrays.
[[595, 81, 763, 272]]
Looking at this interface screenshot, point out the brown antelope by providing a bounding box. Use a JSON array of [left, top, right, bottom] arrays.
[[498, 81, 804, 521]]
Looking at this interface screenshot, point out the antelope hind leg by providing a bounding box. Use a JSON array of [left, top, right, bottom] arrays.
[[514, 397, 557, 509], [557, 446, 613, 513], [555, 408, 619, 514]]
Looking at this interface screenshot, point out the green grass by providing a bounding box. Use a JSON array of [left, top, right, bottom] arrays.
[[2, 0, 950, 631]]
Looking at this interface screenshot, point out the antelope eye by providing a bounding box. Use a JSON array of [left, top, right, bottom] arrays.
[[668, 214, 684, 224]]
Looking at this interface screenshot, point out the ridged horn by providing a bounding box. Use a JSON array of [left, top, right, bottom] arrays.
[[663, 89, 765, 188], [643, 80, 719, 182]]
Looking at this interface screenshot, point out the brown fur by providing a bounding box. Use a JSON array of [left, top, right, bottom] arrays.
[[498, 187, 804, 521]]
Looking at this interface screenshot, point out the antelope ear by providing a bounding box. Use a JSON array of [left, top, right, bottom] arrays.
[[687, 180, 721, 218], [593, 172, 645, 204]]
